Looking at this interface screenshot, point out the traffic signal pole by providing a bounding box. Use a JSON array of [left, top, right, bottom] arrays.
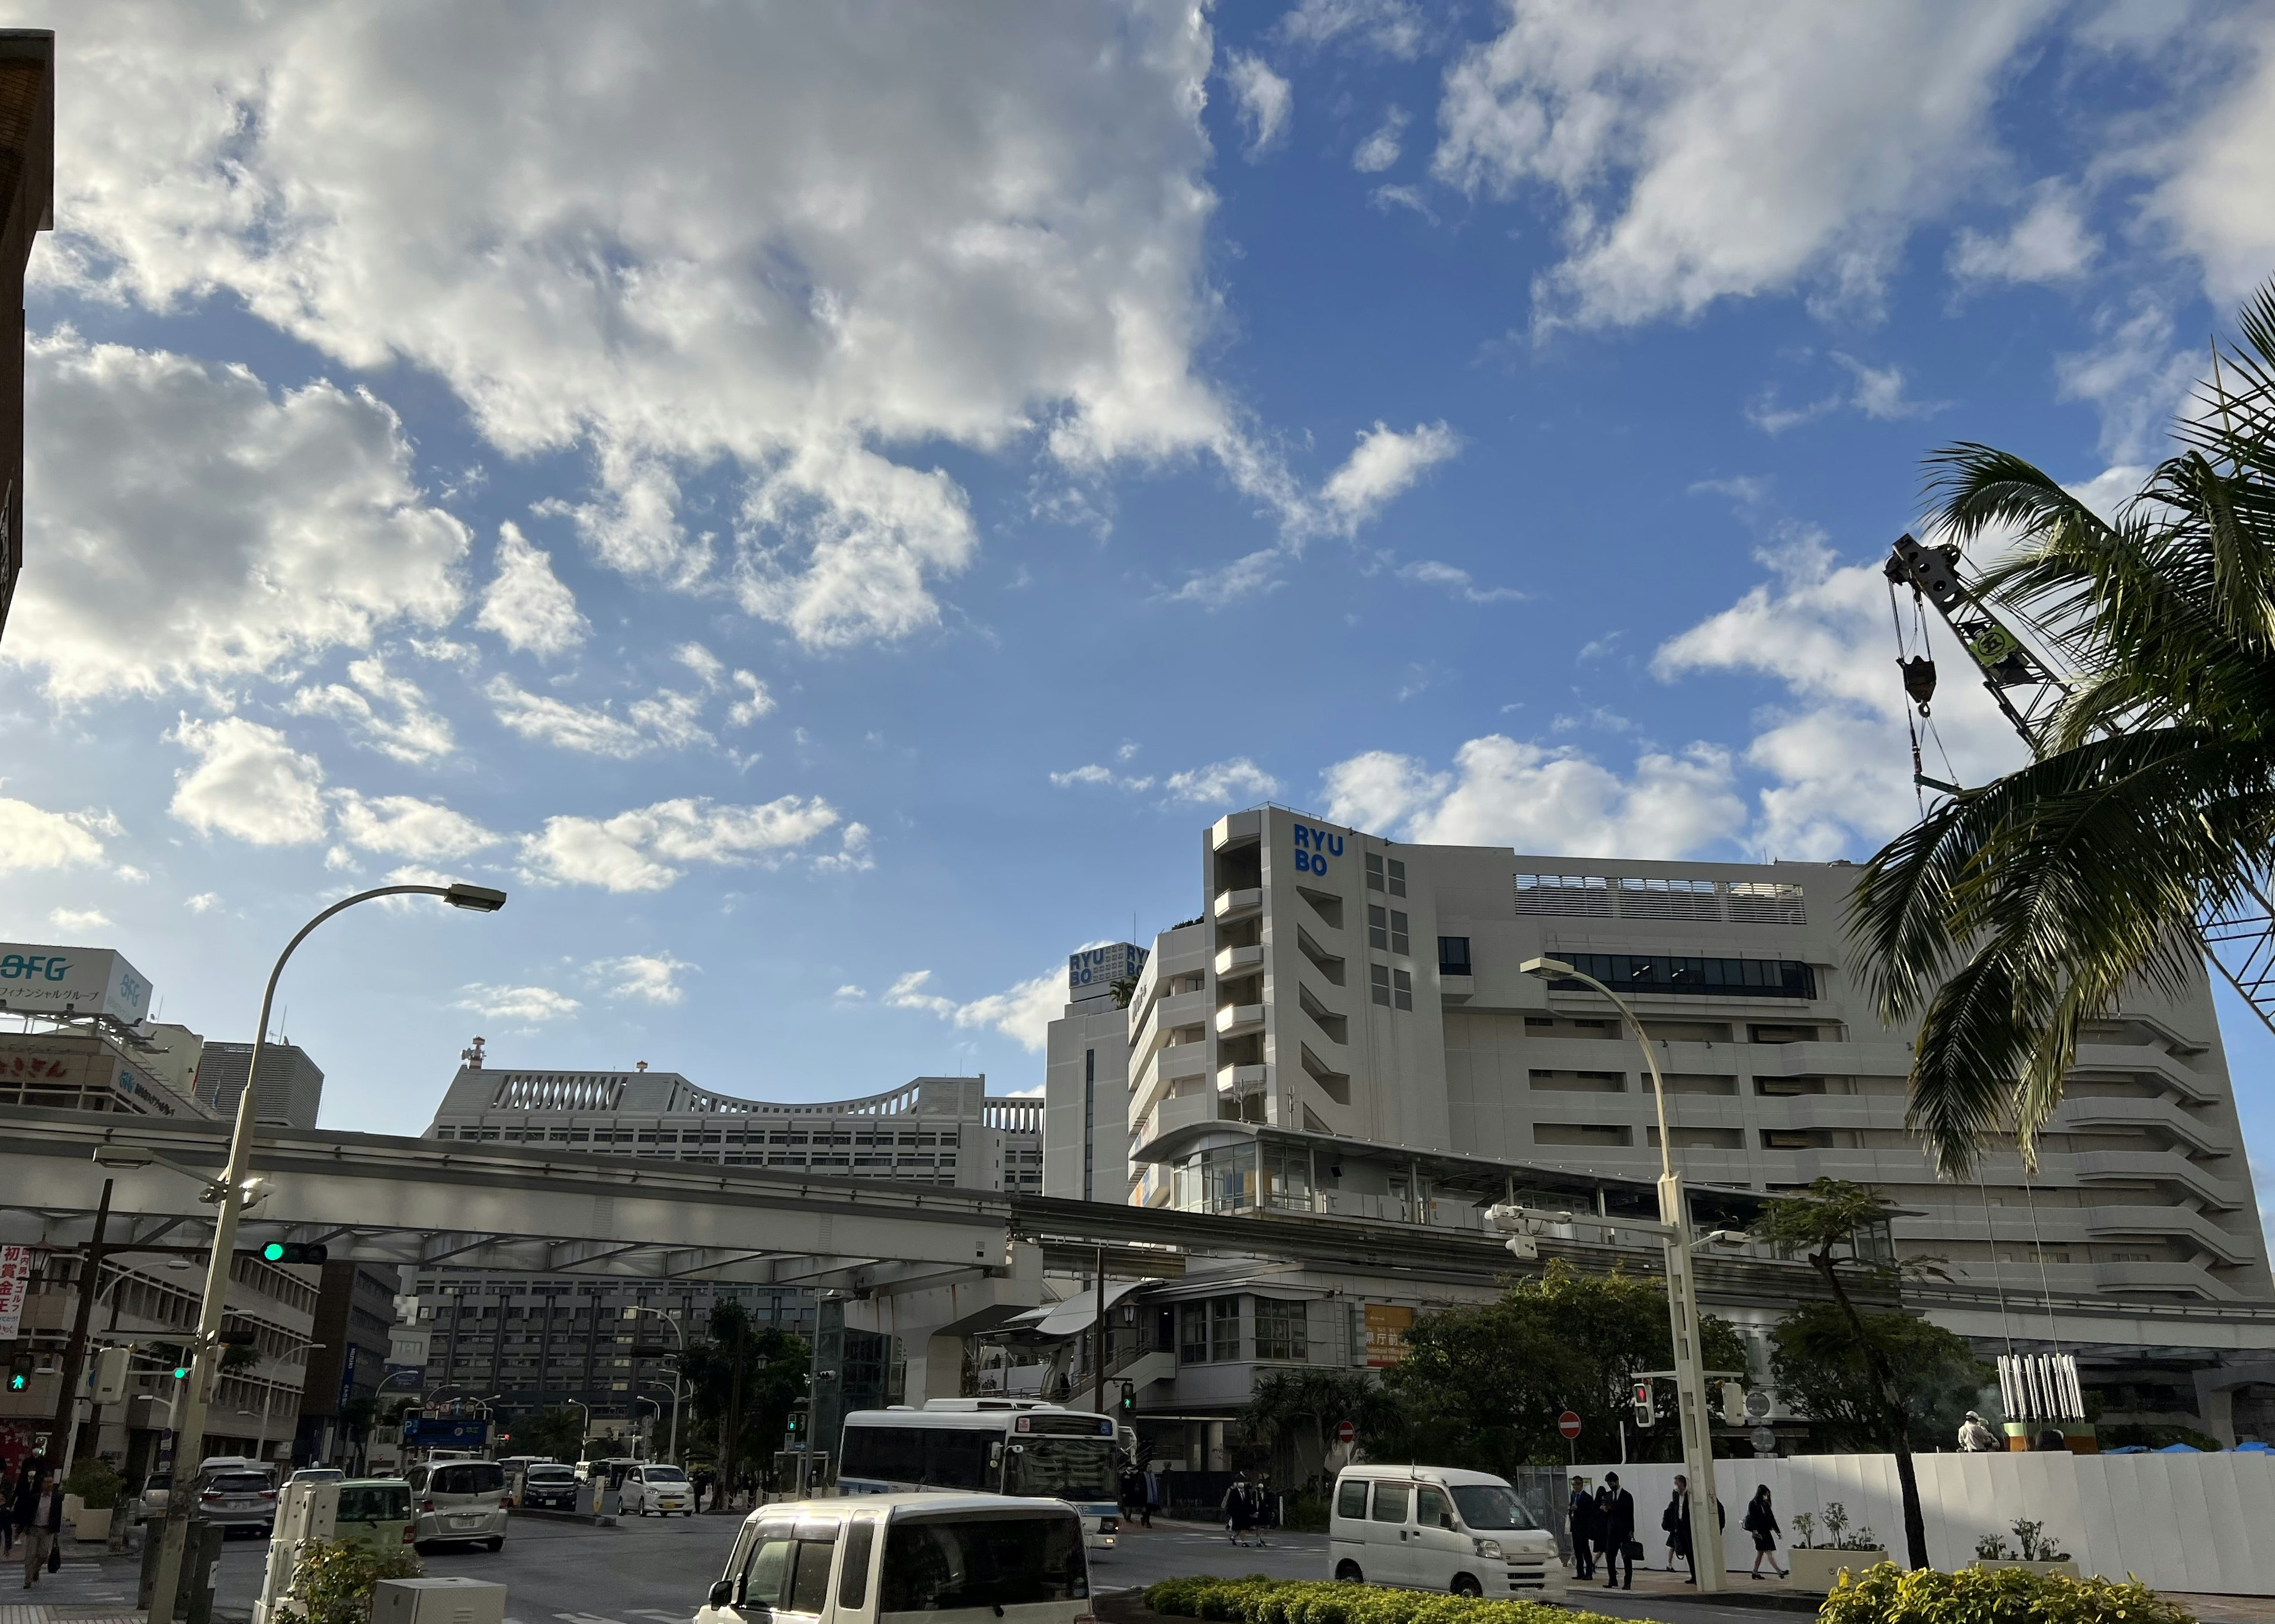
[[45, 1178, 113, 1469]]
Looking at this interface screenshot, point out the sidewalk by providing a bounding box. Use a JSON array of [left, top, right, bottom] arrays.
[[0, 1525, 145, 1624]]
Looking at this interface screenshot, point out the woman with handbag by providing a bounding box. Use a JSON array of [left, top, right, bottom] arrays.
[[1744, 1485, 1786, 1580]]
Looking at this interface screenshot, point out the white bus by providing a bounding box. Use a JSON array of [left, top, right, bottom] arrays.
[[837, 1401, 1123, 1548]]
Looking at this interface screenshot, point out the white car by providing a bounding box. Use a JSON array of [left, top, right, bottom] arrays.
[[622, 1463, 696, 1516], [1329, 1465, 1566, 1600], [406, 1458, 509, 1552], [700, 1493, 1095, 1624]]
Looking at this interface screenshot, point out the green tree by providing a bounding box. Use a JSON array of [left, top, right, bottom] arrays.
[[514, 1405, 589, 1463], [1770, 1300, 1989, 1455], [1852, 279, 2275, 1174], [681, 1302, 809, 1487], [1755, 1179, 1944, 1571], [1375, 1261, 1747, 1478], [1238, 1369, 1402, 1490]]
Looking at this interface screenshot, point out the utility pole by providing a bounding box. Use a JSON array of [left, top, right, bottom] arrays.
[[1090, 1247, 1107, 1416], [46, 1178, 114, 1470]]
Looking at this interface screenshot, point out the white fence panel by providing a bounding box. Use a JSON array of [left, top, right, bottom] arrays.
[[1571, 1452, 2275, 1594]]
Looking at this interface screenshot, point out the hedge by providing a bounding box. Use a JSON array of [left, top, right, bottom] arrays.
[[1819, 1563, 2196, 1624], [1141, 1576, 1633, 1624]]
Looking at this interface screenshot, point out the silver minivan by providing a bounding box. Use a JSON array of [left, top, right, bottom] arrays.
[[699, 1493, 1095, 1624], [1329, 1465, 1566, 1599], [406, 1458, 509, 1552]]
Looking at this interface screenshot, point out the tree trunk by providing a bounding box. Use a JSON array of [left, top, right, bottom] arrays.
[[1816, 1253, 1928, 1570]]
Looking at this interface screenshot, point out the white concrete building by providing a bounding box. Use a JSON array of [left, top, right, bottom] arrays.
[[1043, 941, 1148, 1203]]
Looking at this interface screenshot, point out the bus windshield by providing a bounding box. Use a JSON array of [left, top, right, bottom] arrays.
[[1002, 1436, 1115, 1501]]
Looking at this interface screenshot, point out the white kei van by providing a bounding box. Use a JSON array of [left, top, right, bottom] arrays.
[[698, 1493, 1095, 1624], [1329, 1465, 1566, 1600]]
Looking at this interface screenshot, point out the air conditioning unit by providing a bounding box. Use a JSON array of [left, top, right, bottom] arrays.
[[372, 1578, 508, 1624]]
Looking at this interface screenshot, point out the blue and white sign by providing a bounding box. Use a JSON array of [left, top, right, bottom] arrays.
[[1290, 822, 1345, 876], [1068, 942, 1148, 996], [0, 944, 153, 1024], [402, 1415, 489, 1449]]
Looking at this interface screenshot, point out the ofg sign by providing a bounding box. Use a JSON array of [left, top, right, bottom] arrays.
[[0, 944, 153, 1024]]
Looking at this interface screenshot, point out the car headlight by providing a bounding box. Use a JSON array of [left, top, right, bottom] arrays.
[[1473, 1537, 1504, 1560]]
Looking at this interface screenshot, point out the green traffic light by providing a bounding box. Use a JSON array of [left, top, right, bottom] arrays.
[[7, 1373, 24, 1392], [262, 1242, 287, 1262]]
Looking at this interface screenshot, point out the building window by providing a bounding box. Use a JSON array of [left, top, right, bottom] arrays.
[[1371, 965, 1392, 1007], [1366, 906, 1409, 955], [1364, 853, 1408, 896], [1438, 937, 1471, 975], [1550, 952, 1817, 1001], [1366, 853, 1383, 891], [1393, 969, 1412, 1011], [1212, 1298, 1241, 1362], [1179, 1303, 1211, 1364], [1255, 1299, 1308, 1362]]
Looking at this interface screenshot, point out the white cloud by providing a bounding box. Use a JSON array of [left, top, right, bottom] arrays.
[[1354, 107, 1409, 174], [590, 953, 698, 1007], [454, 983, 582, 1024], [726, 671, 776, 727], [2054, 296, 2199, 463], [42, 5, 1251, 653], [475, 521, 589, 657], [1433, 2, 2056, 328], [1280, 0, 1425, 58], [834, 983, 867, 1000], [1320, 421, 1460, 532], [485, 676, 714, 758], [1224, 52, 1293, 159], [1170, 546, 1288, 607], [49, 907, 113, 933], [6, 332, 467, 702], [1049, 764, 1155, 792], [1164, 757, 1279, 805], [1396, 559, 1524, 604], [185, 892, 220, 913], [1950, 182, 2096, 285], [814, 822, 875, 875], [332, 791, 502, 861], [1651, 525, 2033, 858], [1322, 735, 1746, 856], [519, 794, 843, 892], [168, 716, 329, 847], [0, 797, 107, 873], [1748, 354, 1936, 436], [2146, 14, 2275, 307], [287, 655, 456, 764], [885, 966, 1064, 1053]]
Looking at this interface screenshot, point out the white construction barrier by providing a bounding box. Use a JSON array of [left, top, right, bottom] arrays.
[[1571, 1451, 2275, 1596]]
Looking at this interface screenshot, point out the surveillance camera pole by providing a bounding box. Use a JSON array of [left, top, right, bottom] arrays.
[[147, 882, 505, 1623], [1520, 957, 1725, 1594]]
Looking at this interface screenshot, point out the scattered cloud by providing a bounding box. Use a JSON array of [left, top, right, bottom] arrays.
[[885, 966, 1064, 1052], [1280, 0, 1425, 58], [475, 521, 589, 656], [453, 983, 582, 1025], [1224, 52, 1292, 159], [1322, 735, 1746, 856], [1950, 182, 2096, 285], [1050, 764, 1156, 792], [287, 655, 456, 764], [726, 671, 775, 727], [1169, 547, 1287, 608], [2145, 16, 2275, 307], [49, 907, 113, 933], [518, 795, 843, 892], [185, 892, 220, 914], [168, 716, 328, 847], [1319, 421, 1460, 533], [1433, 4, 2055, 328], [834, 983, 867, 1001], [1396, 560, 1525, 604], [332, 791, 502, 861], [0, 797, 108, 874], [1164, 757, 1279, 805], [2054, 296, 2198, 463], [590, 953, 698, 1006], [485, 677, 714, 758], [1749, 354, 1937, 435], [7, 331, 467, 702], [1354, 107, 1409, 174]]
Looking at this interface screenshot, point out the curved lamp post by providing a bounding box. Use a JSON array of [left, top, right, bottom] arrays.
[[1517, 955, 1726, 1595], [144, 882, 507, 1621]]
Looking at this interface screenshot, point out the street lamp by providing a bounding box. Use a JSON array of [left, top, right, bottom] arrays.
[[624, 1305, 686, 1463], [146, 880, 507, 1624], [1509, 954, 1728, 1594]]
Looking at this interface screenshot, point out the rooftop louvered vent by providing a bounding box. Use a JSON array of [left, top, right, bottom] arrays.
[[1514, 874, 1806, 925]]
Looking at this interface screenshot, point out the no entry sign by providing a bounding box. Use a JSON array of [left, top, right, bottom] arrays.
[[1335, 1420, 1356, 1443], [1558, 1411, 1583, 1440]]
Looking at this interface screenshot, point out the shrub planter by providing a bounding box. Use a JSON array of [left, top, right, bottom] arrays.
[[72, 1506, 113, 1542], [1975, 1559, 2081, 1579], [1789, 1549, 1888, 1591]]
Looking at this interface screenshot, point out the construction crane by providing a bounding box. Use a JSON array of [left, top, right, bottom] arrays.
[[1883, 533, 2275, 1040]]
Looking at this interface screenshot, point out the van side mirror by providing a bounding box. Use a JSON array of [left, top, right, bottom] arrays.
[[1440, 1513, 1454, 1529], [709, 1580, 735, 1608]]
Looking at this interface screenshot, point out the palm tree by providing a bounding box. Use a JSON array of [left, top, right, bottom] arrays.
[[1851, 277, 2275, 1175]]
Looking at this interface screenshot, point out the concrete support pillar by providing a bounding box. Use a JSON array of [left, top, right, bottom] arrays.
[[843, 1242, 1046, 1412]]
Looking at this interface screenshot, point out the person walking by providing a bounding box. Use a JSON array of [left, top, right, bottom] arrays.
[[1221, 1472, 1256, 1547], [1596, 1472, 1635, 1591], [1670, 1476, 1726, 1585], [1141, 1466, 1158, 1529], [15, 1459, 60, 1590], [1566, 1477, 1597, 1580], [0, 1459, 17, 1557], [1664, 1479, 1687, 1573], [1958, 1412, 2000, 1453], [1744, 1485, 1786, 1580]]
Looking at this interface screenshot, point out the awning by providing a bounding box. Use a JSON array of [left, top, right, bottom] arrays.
[[1006, 1280, 1146, 1340]]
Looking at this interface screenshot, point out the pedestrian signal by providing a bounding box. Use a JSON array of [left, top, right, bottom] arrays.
[[257, 1242, 328, 1264], [6, 1359, 27, 1392], [1117, 1382, 1135, 1414], [1630, 1378, 1655, 1428]]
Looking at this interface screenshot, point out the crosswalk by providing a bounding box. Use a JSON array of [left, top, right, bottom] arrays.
[[543, 1611, 692, 1624]]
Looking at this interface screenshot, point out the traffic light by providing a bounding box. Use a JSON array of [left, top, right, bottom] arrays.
[[93, 1346, 132, 1403], [256, 1242, 328, 1264], [1630, 1378, 1656, 1428], [7, 1355, 28, 1392], [1117, 1381, 1135, 1415]]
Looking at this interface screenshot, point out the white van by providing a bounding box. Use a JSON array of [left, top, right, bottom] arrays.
[[698, 1493, 1095, 1624], [405, 1458, 509, 1552], [1328, 1465, 1565, 1599]]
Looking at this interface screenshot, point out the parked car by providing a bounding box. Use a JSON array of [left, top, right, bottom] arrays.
[[197, 1469, 281, 1537], [1328, 1465, 1566, 1599], [288, 1467, 345, 1487], [139, 1472, 172, 1522], [405, 1458, 509, 1553], [622, 1463, 696, 1516], [333, 1478, 415, 1552], [698, 1493, 1092, 1624], [516, 1463, 579, 1512]]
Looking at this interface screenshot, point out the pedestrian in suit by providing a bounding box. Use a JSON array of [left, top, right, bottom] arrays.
[[1670, 1475, 1726, 1585], [0, 1460, 16, 1556], [14, 1459, 61, 1589], [1596, 1472, 1636, 1590], [1567, 1477, 1597, 1580]]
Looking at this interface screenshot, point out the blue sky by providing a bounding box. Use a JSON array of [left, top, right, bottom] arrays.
[[2, 1, 2272, 1221]]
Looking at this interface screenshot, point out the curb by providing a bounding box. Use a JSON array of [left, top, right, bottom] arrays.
[[509, 1507, 619, 1527]]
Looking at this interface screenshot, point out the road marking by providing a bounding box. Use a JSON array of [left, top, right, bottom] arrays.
[[556, 1612, 626, 1624], [629, 1612, 691, 1621]]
